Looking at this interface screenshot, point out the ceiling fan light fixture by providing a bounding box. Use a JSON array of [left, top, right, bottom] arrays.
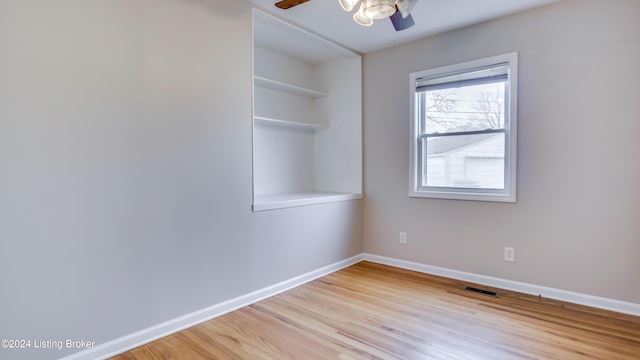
[[353, 3, 374, 26], [362, 0, 396, 20], [396, 0, 419, 18], [338, 0, 360, 12]]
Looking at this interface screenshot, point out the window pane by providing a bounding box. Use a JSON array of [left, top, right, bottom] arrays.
[[424, 82, 505, 134], [423, 133, 505, 189]]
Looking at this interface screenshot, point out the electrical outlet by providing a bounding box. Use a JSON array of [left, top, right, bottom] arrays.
[[399, 232, 407, 244], [504, 247, 515, 262]]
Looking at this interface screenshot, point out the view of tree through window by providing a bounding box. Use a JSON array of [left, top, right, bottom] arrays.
[[425, 82, 505, 134]]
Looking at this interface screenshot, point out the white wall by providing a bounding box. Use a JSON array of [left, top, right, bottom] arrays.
[[0, 1, 362, 359], [363, 0, 640, 304], [315, 57, 363, 194]]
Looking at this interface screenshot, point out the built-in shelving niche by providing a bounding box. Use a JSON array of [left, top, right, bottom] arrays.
[[252, 9, 362, 211]]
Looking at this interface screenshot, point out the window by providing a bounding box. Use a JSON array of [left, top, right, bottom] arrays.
[[409, 53, 518, 202]]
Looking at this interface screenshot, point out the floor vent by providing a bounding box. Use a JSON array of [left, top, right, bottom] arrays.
[[463, 286, 500, 298]]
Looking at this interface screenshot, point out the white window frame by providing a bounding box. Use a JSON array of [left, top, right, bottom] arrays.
[[409, 52, 518, 202]]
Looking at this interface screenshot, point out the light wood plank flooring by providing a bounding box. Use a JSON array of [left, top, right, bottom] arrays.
[[112, 261, 640, 359]]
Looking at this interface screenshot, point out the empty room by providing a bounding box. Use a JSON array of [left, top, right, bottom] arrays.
[[1, 0, 639, 359]]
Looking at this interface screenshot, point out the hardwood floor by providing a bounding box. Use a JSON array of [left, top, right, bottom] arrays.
[[111, 262, 640, 359]]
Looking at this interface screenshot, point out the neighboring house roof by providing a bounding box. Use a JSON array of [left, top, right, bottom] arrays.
[[427, 133, 500, 155]]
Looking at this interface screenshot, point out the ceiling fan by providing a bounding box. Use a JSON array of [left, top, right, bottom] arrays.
[[275, 0, 419, 31]]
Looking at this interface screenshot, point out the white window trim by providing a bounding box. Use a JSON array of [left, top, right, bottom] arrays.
[[409, 52, 518, 203]]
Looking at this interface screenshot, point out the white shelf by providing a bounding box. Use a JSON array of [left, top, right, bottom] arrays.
[[254, 76, 327, 99], [253, 192, 363, 211], [254, 116, 327, 131], [251, 9, 362, 213]]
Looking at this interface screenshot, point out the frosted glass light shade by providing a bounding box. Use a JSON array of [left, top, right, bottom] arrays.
[[362, 0, 396, 20], [339, 0, 360, 12], [396, 0, 419, 18], [353, 3, 374, 26]]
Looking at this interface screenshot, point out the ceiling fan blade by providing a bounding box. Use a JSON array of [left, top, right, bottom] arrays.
[[390, 11, 415, 31], [275, 0, 310, 9]]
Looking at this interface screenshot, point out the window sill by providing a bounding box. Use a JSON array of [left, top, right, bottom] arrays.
[[409, 189, 516, 203]]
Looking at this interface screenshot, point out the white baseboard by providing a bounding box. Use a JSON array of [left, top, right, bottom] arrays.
[[60, 254, 364, 360], [61, 252, 639, 360], [363, 253, 640, 317]]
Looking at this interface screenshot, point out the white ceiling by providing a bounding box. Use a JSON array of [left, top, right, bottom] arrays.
[[246, 0, 560, 54]]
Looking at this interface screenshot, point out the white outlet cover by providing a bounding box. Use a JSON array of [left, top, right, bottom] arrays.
[[504, 247, 515, 262]]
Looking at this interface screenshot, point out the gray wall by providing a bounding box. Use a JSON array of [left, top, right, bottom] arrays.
[[363, 0, 640, 304], [0, 1, 362, 359], [2, 0, 639, 359]]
